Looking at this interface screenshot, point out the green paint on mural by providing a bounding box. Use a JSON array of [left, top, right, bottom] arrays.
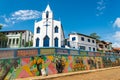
[[15, 67, 22, 78]]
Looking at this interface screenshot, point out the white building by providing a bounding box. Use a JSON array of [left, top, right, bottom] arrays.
[[0, 30, 33, 48], [68, 33, 97, 51], [33, 5, 65, 47]]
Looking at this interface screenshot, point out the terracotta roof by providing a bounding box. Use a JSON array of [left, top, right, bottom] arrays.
[[113, 48, 120, 51]]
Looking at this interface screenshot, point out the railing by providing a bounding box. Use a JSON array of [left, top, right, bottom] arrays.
[[0, 47, 119, 59]]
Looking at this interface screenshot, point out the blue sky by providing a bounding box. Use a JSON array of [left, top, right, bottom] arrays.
[[0, 0, 120, 47]]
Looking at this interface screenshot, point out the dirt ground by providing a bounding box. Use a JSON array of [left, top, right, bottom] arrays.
[[49, 68, 120, 80]]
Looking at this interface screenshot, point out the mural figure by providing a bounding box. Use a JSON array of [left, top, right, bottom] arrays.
[[87, 58, 96, 69], [30, 56, 44, 76], [73, 57, 85, 71], [52, 55, 65, 73]]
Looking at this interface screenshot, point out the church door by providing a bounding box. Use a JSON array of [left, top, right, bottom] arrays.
[[36, 38, 39, 47], [43, 35, 49, 47]]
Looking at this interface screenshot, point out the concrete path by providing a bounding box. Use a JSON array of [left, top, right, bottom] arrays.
[[16, 66, 120, 80]]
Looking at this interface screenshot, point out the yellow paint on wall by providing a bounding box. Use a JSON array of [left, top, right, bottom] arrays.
[[22, 65, 33, 76]]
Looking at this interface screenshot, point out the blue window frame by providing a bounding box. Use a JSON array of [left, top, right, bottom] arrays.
[[72, 37, 76, 41], [43, 35, 49, 47], [54, 37, 58, 47], [36, 27, 40, 33], [55, 26, 58, 33], [36, 38, 39, 47]]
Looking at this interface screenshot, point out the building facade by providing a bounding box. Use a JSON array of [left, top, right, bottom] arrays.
[[97, 40, 112, 53], [68, 33, 97, 51], [33, 5, 65, 47], [0, 30, 33, 48]]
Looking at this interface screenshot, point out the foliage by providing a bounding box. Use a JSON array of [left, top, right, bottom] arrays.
[[0, 24, 8, 48], [90, 33, 101, 40], [25, 41, 33, 47]]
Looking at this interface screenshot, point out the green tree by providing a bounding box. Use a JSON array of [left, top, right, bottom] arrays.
[[0, 25, 8, 48], [24, 41, 33, 47], [90, 33, 101, 40]]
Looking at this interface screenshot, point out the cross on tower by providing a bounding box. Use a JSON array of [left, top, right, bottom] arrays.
[[44, 21, 50, 35]]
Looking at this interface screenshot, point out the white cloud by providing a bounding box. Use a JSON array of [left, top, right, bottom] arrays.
[[11, 10, 41, 21], [112, 42, 120, 48], [96, 0, 107, 16], [1, 10, 42, 26], [113, 18, 120, 28], [112, 31, 120, 47], [113, 31, 120, 41]]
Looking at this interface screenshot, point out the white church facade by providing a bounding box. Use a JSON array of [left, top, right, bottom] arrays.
[[33, 5, 65, 47]]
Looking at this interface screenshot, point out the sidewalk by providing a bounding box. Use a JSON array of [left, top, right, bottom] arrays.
[[16, 66, 120, 80]]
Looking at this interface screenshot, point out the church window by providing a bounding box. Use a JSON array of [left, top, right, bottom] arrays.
[[54, 37, 58, 47], [36, 27, 40, 33], [43, 35, 49, 47], [55, 26, 58, 33], [46, 11, 49, 18], [36, 38, 39, 47]]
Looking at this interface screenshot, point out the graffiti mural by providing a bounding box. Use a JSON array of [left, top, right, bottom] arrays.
[[0, 48, 120, 79]]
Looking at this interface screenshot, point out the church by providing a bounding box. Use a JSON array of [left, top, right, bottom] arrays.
[[33, 5, 65, 47]]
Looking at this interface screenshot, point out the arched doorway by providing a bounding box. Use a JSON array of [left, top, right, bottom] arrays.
[[43, 35, 49, 47]]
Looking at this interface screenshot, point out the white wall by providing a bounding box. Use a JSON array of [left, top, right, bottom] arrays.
[[69, 34, 97, 51]]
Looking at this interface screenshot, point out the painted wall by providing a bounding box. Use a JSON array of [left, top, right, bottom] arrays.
[[0, 48, 120, 80], [0, 55, 120, 80]]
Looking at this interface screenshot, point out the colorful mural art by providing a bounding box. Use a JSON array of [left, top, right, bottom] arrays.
[[0, 47, 120, 79]]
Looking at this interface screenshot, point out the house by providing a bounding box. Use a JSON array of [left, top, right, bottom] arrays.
[[0, 30, 33, 48], [96, 40, 112, 53], [68, 32, 97, 51]]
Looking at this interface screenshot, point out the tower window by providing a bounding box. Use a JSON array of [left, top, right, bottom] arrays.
[[36, 27, 40, 33], [46, 11, 49, 18], [55, 26, 58, 33]]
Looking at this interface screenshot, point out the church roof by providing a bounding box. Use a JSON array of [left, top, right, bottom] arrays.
[[45, 4, 51, 12]]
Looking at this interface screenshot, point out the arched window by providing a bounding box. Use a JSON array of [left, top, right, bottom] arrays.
[[54, 37, 58, 47], [43, 35, 49, 47], [55, 26, 58, 33], [36, 27, 40, 33], [46, 11, 49, 18], [36, 38, 39, 47]]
